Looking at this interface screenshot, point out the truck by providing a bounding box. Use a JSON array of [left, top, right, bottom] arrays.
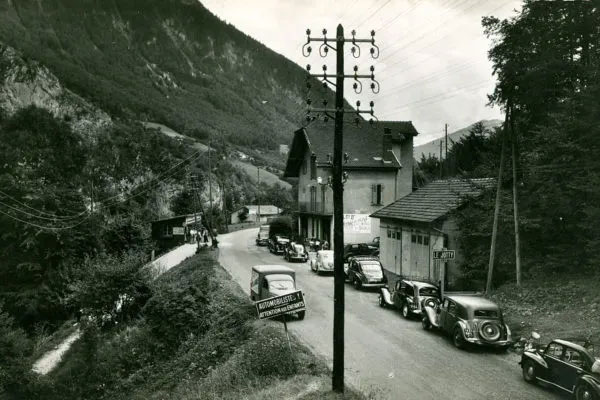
[[256, 224, 270, 246], [250, 265, 305, 320]]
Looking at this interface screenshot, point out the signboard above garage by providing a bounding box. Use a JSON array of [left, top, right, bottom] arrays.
[[343, 214, 371, 234]]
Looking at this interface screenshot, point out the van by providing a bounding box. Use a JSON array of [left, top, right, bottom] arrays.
[[250, 265, 305, 320]]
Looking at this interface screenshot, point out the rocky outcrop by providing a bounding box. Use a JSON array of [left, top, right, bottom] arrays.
[[0, 43, 111, 135]]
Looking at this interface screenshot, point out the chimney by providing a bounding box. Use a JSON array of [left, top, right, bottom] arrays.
[[382, 127, 393, 162]]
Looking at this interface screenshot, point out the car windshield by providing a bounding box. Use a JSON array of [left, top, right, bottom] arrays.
[[474, 310, 499, 318], [269, 280, 294, 290], [419, 287, 439, 296], [361, 262, 382, 272], [278, 238, 289, 243]]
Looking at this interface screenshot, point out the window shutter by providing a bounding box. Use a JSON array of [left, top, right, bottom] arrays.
[[371, 184, 376, 204], [379, 184, 384, 204]]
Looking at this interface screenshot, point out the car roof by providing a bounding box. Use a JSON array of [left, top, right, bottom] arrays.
[[445, 294, 499, 310], [265, 274, 295, 282], [403, 280, 438, 289], [253, 265, 294, 274], [552, 339, 591, 355]]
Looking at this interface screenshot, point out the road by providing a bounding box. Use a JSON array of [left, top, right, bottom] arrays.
[[218, 228, 563, 400]]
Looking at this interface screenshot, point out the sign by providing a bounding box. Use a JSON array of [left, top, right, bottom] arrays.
[[255, 290, 306, 319], [433, 250, 455, 260], [172, 227, 185, 235], [343, 214, 371, 234]]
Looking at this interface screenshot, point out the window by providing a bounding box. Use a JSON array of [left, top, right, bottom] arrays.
[[387, 229, 392, 238], [371, 184, 383, 205], [447, 301, 457, 314], [417, 235, 423, 245], [564, 348, 584, 367], [310, 153, 317, 180], [423, 235, 430, 246], [396, 231, 401, 240], [310, 186, 317, 211], [474, 310, 498, 318], [262, 279, 269, 289], [162, 224, 173, 237], [546, 343, 564, 358], [411, 234, 416, 243]]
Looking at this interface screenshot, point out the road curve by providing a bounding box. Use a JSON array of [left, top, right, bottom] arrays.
[[218, 228, 564, 400]]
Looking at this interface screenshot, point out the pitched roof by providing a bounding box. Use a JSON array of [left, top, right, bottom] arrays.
[[284, 120, 419, 177], [371, 178, 495, 223], [236, 205, 282, 215]]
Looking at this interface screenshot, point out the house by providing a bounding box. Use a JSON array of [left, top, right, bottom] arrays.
[[230, 205, 282, 224], [283, 120, 419, 246], [370, 178, 495, 287], [151, 213, 203, 253]]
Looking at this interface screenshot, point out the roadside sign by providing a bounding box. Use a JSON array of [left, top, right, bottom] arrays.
[[433, 250, 455, 260], [173, 227, 184, 235], [255, 290, 305, 319]]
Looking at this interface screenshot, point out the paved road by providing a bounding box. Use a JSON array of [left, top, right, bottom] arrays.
[[218, 228, 564, 400]]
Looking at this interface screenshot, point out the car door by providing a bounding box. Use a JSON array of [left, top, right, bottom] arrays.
[[438, 299, 449, 328], [392, 281, 403, 306], [560, 347, 586, 392], [542, 342, 565, 384], [442, 300, 458, 333]]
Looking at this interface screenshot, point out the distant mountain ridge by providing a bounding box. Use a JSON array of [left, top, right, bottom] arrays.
[[414, 119, 503, 160], [0, 0, 332, 157]]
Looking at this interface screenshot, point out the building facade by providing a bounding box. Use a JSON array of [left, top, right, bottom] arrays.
[[371, 179, 495, 287], [284, 120, 419, 246], [151, 213, 203, 253]]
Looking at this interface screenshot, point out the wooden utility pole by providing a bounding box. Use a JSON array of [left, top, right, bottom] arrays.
[[509, 104, 522, 286], [444, 123, 448, 175], [331, 24, 345, 393], [303, 26, 379, 393], [208, 140, 213, 232], [439, 140, 443, 179], [486, 103, 510, 294], [257, 167, 261, 223], [90, 181, 94, 213]]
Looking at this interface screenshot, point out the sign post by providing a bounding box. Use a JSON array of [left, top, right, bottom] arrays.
[[255, 290, 306, 353], [433, 249, 455, 297]]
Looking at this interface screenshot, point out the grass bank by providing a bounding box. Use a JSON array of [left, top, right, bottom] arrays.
[[489, 274, 600, 348], [22, 252, 364, 400]]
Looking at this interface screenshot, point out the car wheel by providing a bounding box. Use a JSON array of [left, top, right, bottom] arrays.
[[378, 294, 385, 308], [522, 360, 537, 383], [297, 311, 305, 320], [353, 278, 362, 290], [422, 316, 431, 330], [575, 382, 597, 400], [453, 327, 465, 349], [401, 304, 410, 319]]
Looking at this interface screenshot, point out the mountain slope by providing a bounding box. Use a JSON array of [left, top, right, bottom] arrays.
[[414, 119, 502, 160], [0, 0, 330, 155]]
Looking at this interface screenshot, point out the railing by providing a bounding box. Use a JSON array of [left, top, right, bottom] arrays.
[[298, 201, 333, 215]]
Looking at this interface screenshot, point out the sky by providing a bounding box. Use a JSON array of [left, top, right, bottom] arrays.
[[200, 0, 523, 145]]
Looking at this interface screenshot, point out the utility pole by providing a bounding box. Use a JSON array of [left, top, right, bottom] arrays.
[[303, 25, 379, 393], [257, 167, 261, 224], [444, 123, 448, 176], [189, 171, 200, 252], [439, 140, 443, 179], [208, 140, 213, 233], [486, 102, 510, 294], [90, 181, 94, 213], [509, 103, 522, 286]]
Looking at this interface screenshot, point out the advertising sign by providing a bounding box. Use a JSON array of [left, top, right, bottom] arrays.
[[255, 290, 306, 319], [343, 214, 371, 234], [172, 227, 185, 235]]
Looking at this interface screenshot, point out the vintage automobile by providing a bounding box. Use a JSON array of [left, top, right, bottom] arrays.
[[268, 235, 289, 255], [367, 236, 380, 250], [310, 250, 334, 274], [304, 237, 322, 252], [255, 225, 270, 246], [343, 243, 374, 262], [379, 279, 439, 319], [283, 242, 309, 262], [421, 294, 513, 350], [250, 264, 305, 320], [346, 256, 387, 290], [521, 338, 600, 399]]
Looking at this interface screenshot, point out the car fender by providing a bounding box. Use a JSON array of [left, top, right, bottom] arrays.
[[455, 320, 469, 337], [380, 287, 393, 306], [576, 375, 600, 395], [423, 306, 440, 328], [522, 351, 548, 369]]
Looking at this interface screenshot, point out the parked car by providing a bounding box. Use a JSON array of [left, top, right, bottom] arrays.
[[310, 250, 334, 274], [379, 279, 439, 319], [305, 237, 322, 252], [268, 236, 289, 255], [368, 236, 380, 250], [521, 338, 600, 399], [250, 264, 305, 320], [421, 294, 513, 350], [256, 225, 270, 246], [284, 242, 309, 262], [343, 243, 374, 262], [346, 256, 387, 290]]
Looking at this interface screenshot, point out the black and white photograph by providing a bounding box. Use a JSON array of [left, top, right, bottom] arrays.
[[0, 1, 599, 399]]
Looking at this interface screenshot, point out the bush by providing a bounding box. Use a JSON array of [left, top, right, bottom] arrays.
[[0, 304, 33, 395], [269, 216, 293, 238]]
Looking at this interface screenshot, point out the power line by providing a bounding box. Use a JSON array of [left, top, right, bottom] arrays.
[[0, 189, 89, 220], [355, 0, 394, 30]]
